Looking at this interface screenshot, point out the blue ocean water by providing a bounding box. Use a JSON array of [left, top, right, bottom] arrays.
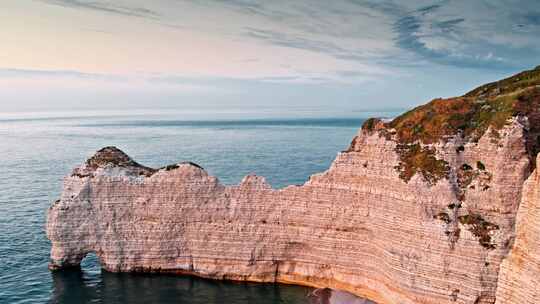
[[0, 109, 397, 304]]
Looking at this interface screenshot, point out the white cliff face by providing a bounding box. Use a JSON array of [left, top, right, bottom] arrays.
[[47, 115, 534, 304], [495, 154, 540, 304]]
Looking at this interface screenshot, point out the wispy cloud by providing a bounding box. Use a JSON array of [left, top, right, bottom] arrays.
[[204, 0, 540, 71], [37, 0, 160, 19], [0, 68, 124, 81], [0, 67, 367, 87], [389, 1, 540, 70], [244, 27, 377, 63], [14, 1, 540, 82], [148, 69, 380, 85], [0, 68, 224, 95]]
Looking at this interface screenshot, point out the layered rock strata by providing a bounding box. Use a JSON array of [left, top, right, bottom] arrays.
[[495, 154, 540, 304], [47, 67, 540, 304]]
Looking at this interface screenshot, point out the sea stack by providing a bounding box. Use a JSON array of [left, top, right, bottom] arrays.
[[47, 67, 540, 304]]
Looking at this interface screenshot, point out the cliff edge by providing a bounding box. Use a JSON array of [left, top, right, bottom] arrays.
[[47, 66, 540, 304]]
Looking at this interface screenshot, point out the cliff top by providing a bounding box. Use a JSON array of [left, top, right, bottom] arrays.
[[357, 65, 540, 185], [83, 67, 540, 186], [80, 146, 204, 177], [369, 66, 540, 146], [464, 65, 540, 98], [86, 147, 148, 170]]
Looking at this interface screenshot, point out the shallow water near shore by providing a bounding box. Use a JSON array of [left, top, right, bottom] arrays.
[[0, 109, 396, 304]]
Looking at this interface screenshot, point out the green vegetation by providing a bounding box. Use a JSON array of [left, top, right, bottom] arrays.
[[465, 66, 540, 98], [163, 164, 180, 171], [387, 94, 520, 144], [84, 146, 156, 177], [394, 143, 450, 184], [384, 66, 540, 183], [457, 164, 477, 190], [87, 146, 142, 169], [434, 212, 451, 224], [447, 202, 461, 210], [458, 213, 499, 250], [181, 161, 204, 170], [388, 66, 540, 144], [72, 172, 91, 178], [160, 162, 204, 172], [362, 118, 381, 132], [476, 161, 486, 170], [461, 164, 473, 171]]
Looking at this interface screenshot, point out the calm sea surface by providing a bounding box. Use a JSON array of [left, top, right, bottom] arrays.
[[0, 109, 398, 304]]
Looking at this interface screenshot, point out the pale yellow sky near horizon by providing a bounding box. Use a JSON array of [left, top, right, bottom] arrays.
[[0, 0, 538, 112], [1, 0, 393, 79]]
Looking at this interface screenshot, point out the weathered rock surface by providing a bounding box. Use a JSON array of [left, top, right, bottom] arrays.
[[47, 67, 540, 304], [495, 154, 540, 304]]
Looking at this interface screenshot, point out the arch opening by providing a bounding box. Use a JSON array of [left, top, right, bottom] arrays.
[[80, 252, 101, 276]]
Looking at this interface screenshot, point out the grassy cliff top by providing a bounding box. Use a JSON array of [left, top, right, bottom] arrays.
[[464, 65, 540, 98], [357, 66, 540, 185], [384, 66, 540, 145]]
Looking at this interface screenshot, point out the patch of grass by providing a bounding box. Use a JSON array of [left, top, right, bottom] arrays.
[[461, 164, 473, 171], [384, 66, 540, 182], [87, 146, 141, 169], [465, 66, 540, 98], [163, 164, 180, 171], [388, 97, 474, 144], [362, 66, 540, 182], [395, 143, 450, 184], [180, 161, 204, 170], [447, 203, 461, 210], [476, 161, 486, 170], [86, 146, 156, 176], [72, 172, 91, 178], [160, 162, 204, 171], [458, 213, 499, 250], [387, 65, 540, 146], [434, 212, 451, 224], [387, 94, 519, 144], [362, 118, 382, 132]]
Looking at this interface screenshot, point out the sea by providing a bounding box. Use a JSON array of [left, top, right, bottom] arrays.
[[0, 108, 399, 304]]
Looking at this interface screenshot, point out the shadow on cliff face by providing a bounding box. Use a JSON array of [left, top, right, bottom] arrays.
[[48, 254, 313, 304], [48, 255, 374, 304]]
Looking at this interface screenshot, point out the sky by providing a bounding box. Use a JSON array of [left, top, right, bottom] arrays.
[[1, 0, 539, 112]]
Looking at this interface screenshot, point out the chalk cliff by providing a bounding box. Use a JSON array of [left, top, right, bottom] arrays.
[[47, 67, 540, 304], [495, 153, 540, 304]]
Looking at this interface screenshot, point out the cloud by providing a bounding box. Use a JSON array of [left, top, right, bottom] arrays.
[[201, 1, 395, 53], [204, 0, 539, 72], [0, 68, 124, 81], [19, 0, 540, 79], [37, 0, 160, 19], [0, 62, 384, 90], [416, 4, 441, 15], [0, 68, 223, 95], [244, 27, 370, 60], [220, 1, 540, 71], [393, 6, 482, 68], [148, 69, 379, 85], [203, 0, 299, 21], [389, 2, 540, 70]]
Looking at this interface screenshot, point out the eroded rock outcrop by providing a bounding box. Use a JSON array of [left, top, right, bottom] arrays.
[[47, 67, 540, 304]]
